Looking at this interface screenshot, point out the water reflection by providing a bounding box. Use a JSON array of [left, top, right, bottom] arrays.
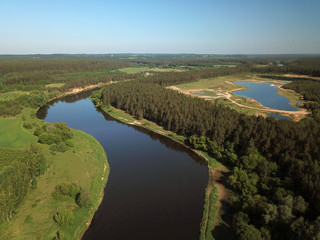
[[37, 89, 208, 240]]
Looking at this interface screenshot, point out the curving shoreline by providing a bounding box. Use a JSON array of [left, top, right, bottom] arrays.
[[95, 103, 227, 240], [43, 84, 226, 239], [37, 88, 110, 240]]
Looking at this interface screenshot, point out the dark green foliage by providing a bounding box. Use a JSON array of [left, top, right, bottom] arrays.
[[52, 183, 82, 200], [50, 142, 67, 153], [65, 140, 74, 148], [0, 99, 23, 116], [53, 209, 74, 227], [53, 231, 66, 240], [0, 143, 46, 222], [35, 122, 73, 152], [31, 177, 37, 189], [0, 149, 24, 169], [76, 190, 92, 208], [284, 80, 320, 103], [39, 133, 62, 145], [23, 122, 33, 129]]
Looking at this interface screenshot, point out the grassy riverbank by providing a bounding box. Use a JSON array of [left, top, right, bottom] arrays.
[[99, 104, 227, 240], [0, 106, 109, 239]]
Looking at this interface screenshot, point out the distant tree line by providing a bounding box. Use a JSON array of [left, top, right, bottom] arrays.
[[0, 91, 57, 117]]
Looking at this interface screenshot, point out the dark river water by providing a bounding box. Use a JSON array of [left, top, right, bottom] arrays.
[[37, 91, 208, 240]]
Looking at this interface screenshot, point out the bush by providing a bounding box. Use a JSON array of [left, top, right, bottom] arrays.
[[65, 140, 74, 147], [53, 209, 74, 227], [50, 142, 67, 152], [76, 190, 92, 208], [52, 183, 82, 200], [31, 177, 37, 189], [38, 133, 62, 145], [23, 122, 33, 129], [53, 231, 65, 240]]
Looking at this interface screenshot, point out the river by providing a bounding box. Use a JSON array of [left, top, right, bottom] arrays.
[[37, 90, 208, 240]]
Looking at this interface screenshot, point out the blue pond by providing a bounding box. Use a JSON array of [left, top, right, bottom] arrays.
[[234, 81, 299, 111], [267, 113, 290, 120]]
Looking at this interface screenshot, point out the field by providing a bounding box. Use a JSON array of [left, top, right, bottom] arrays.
[[176, 74, 249, 91], [0, 91, 29, 101], [0, 108, 109, 240], [0, 118, 37, 149], [150, 67, 186, 72]]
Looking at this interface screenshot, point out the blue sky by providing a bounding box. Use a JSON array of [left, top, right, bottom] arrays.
[[0, 0, 319, 54]]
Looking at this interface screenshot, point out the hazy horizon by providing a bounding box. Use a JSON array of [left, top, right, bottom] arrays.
[[1, 0, 320, 55]]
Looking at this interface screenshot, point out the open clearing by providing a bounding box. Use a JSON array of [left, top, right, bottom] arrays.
[[170, 74, 309, 121], [0, 118, 37, 149], [0, 91, 29, 101]]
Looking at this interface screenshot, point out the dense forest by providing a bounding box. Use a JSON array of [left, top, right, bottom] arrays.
[[92, 79, 320, 240]]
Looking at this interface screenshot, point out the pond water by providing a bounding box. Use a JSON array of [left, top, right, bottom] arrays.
[[234, 81, 299, 111], [37, 91, 208, 240], [194, 92, 215, 97], [267, 113, 290, 120]]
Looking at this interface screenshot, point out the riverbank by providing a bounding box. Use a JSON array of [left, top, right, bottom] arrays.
[[97, 104, 228, 240], [0, 104, 109, 239]]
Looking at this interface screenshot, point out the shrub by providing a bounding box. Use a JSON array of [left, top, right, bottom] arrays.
[[38, 133, 62, 145], [52, 183, 82, 200], [50, 142, 67, 152], [23, 122, 33, 129], [53, 209, 74, 227], [65, 140, 74, 147], [76, 190, 92, 208], [31, 177, 37, 189]]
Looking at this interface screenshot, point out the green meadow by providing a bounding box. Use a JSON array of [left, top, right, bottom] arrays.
[[0, 118, 37, 149], [0, 108, 109, 240]]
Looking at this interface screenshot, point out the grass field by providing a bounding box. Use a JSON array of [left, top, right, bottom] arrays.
[[0, 108, 109, 240], [0, 118, 37, 149], [176, 75, 248, 91], [0, 91, 29, 101], [150, 67, 186, 72]]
